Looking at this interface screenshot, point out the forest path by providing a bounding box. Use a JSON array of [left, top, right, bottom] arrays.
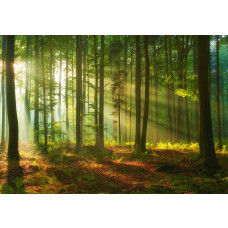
[[1, 142, 228, 193]]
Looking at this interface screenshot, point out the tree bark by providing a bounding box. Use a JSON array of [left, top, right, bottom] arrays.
[[140, 35, 150, 151], [135, 35, 141, 149], [6, 35, 19, 161], [41, 36, 47, 151], [197, 35, 220, 169], [216, 35, 222, 150], [34, 35, 39, 144], [76, 36, 82, 152], [99, 35, 105, 149]]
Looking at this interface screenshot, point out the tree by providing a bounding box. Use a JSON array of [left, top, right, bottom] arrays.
[[140, 35, 150, 152], [41, 36, 48, 151], [135, 35, 141, 149], [216, 35, 222, 150], [1, 35, 6, 147], [197, 35, 220, 169], [34, 35, 40, 144], [25, 35, 31, 138], [6, 35, 19, 161], [66, 37, 69, 142], [98, 35, 105, 149], [94, 35, 99, 147], [76, 36, 82, 152]]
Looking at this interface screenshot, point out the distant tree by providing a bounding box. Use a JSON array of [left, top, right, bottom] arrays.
[[76, 36, 82, 152], [94, 35, 99, 147], [98, 35, 105, 149], [41, 36, 48, 151], [34, 35, 40, 144], [65, 37, 69, 142]]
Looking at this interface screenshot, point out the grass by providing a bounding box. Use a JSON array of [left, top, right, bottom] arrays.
[[1, 141, 228, 193]]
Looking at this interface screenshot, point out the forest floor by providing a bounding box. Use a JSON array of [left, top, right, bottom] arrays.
[[1, 142, 228, 194]]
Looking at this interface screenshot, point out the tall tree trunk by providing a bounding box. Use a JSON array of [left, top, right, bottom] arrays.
[[135, 35, 141, 149], [50, 46, 55, 142], [76, 36, 82, 152], [193, 38, 199, 142], [72, 48, 75, 139], [216, 35, 222, 150], [99, 35, 105, 149], [25, 35, 30, 140], [1, 35, 6, 147], [58, 51, 62, 123], [140, 35, 150, 151], [94, 35, 99, 147], [153, 39, 159, 142], [34, 35, 39, 144], [66, 38, 69, 142], [165, 36, 172, 142], [82, 36, 87, 137], [197, 35, 220, 169], [6, 35, 19, 161], [41, 36, 47, 151], [124, 36, 128, 142], [184, 36, 191, 143], [129, 38, 133, 142]]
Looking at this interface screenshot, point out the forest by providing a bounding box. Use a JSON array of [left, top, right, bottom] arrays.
[[1, 35, 228, 194]]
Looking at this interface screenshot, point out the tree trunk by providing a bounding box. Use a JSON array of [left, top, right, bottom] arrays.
[[135, 35, 141, 149], [197, 35, 220, 169], [76, 36, 82, 152], [1, 35, 6, 147], [41, 36, 47, 151], [124, 36, 128, 142], [153, 39, 159, 142], [99, 35, 105, 149], [94, 35, 99, 147], [216, 35, 222, 150], [25, 35, 30, 140], [66, 38, 69, 142], [6, 35, 19, 161], [140, 35, 150, 151], [34, 35, 39, 144], [165, 36, 172, 142]]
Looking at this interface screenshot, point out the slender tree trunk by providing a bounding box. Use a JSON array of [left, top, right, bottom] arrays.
[[50, 47, 55, 142], [25, 35, 30, 140], [165, 36, 172, 142], [58, 51, 62, 122], [124, 36, 128, 142], [41, 36, 47, 151], [76, 36, 82, 152], [72, 48, 75, 139], [135, 35, 141, 149], [66, 38, 69, 142], [216, 35, 222, 150], [1, 35, 6, 147], [193, 38, 199, 142], [94, 35, 99, 147], [6, 35, 19, 161], [153, 40, 159, 142], [184, 37, 191, 143], [34, 35, 39, 144], [129, 38, 133, 142], [197, 35, 220, 169], [140, 35, 150, 151], [99, 35, 105, 149]]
